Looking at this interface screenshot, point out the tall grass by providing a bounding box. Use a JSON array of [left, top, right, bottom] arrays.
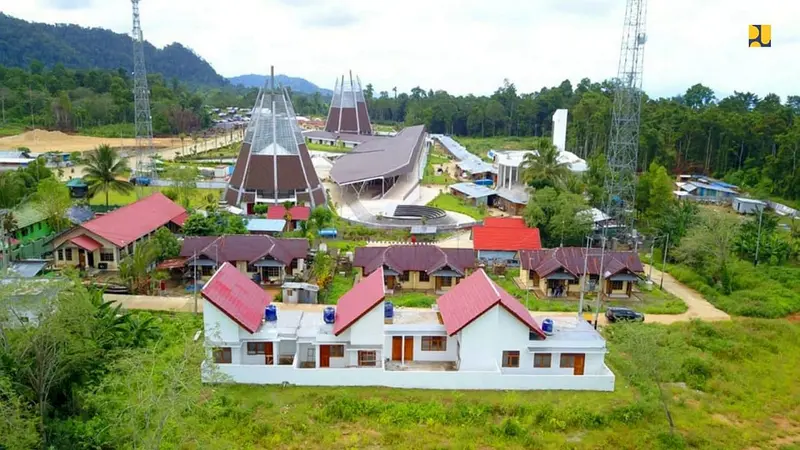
[[77, 123, 135, 138]]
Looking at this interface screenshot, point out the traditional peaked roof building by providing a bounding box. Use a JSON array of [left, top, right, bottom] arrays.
[[325, 71, 372, 135], [354, 245, 475, 276], [226, 70, 326, 212]]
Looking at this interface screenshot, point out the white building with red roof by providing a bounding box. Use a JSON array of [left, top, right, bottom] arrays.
[[52, 193, 187, 271], [201, 264, 614, 391]]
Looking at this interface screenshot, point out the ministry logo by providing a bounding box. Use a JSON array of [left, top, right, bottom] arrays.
[[749, 25, 771, 47]]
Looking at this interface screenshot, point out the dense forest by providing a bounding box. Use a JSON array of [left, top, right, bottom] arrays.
[[363, 80, 800, 201], [0, 62, 210, 136], [0, 13, 225, 86]]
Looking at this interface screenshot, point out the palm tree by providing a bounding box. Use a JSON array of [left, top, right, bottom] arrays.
[[282, 200, 294, 231], [83, 144, 133, 208], [520, 141, 571, 190]]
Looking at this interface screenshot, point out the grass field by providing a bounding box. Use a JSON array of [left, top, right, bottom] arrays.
[[77, 123, 135, 138], [88, 186, 222, 207], [0, 122, 27, 138], [90, 312, 800, 449], [427, 193, 486, 220], [422, 152, 456, 185], [456, 136, 542, 161], [387, 291, 437, 307], [322, 269, 356, 304], [306, 141, 351, 153], [175, 142, 240, 160]]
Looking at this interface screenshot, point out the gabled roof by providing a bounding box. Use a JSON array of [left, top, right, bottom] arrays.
[[520, 247, 644, 277], [9, 203, 48, 229], [353, 245, 475, 276], [181, 235, 308, 266], [333, 267, 385, 335], [473, 224, 541, 251], [436, 269, 545, 338], [201, 262, 273, 334], [81, 193, 186, 247], [267, 205, 311, 221], [70, 235, 102, 252]]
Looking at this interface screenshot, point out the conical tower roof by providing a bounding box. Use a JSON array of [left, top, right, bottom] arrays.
[[325, 71, 372, 135], [226, 70, 326, 209]]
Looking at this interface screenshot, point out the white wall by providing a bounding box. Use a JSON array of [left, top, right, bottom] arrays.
[[552, 109, 568, 152], [203, 300, 242, 345], [458, 306, 501, 371], [203, 361, 616, 391], [279, 340, 296, 357], [347, 303, 384, 346], [382, 334, 458, 363]]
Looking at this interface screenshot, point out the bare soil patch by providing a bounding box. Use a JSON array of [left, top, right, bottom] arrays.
[[0, 129, 175, 154]]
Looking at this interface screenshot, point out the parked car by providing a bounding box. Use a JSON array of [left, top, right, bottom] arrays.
[[605, 307, 645, 323]]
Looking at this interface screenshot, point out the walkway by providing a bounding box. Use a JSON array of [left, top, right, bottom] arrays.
[[641, 265, 730, 324]]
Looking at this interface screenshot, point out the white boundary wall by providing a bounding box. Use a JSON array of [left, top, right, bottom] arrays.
[[202, 361, 615, 391]]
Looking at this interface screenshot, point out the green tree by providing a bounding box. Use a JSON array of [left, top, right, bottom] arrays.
[[637, 162, 676, 225], [83, 144, 133, 207], [309, 206, 334, 231], [734, 212, 791, 265], [673, 210, 740, 293], [584, 152, 609, 208], [520, 141, 571, 190], [151, 227, 181, 261], [523, 187, 592, 247], [119, 241, 159, 294], [166, 166, 198, 208], [181, 213, 216, 236], [33, 178, 72, 231]]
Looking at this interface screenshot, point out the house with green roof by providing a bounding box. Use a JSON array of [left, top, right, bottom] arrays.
[[2, 203, 53, 244], [66, 178, 89, 198]]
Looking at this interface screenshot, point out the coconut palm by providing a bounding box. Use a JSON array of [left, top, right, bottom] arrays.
[[83, 144, 133, 208], [282, 201, 294, 231], [520, 141, 572, 190]]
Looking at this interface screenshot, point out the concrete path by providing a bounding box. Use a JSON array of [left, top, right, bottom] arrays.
[[641, 265, 730, 324]]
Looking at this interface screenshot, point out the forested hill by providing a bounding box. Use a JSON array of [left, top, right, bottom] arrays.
[[0, 13, 226, 86], [228, 74, 333, 96]]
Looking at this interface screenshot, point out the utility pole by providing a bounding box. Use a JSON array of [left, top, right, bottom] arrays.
[[593, 235, 607, 329], [660, 233, 669, 290], [578, 235, 591, 319], [754, 205, 764, 266], [648, 237, 656, 282], [193, 249, 198, 314]]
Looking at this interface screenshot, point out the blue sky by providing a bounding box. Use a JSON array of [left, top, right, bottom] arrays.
[[3, 0, 799, 100]]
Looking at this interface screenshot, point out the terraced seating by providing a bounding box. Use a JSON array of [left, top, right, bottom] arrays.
[[393, 205, 447, 220]]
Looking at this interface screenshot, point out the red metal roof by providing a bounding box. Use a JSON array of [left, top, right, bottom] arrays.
[[520, 248, 644, 276], [171, 211, 189, 226], [267, 205, 311, 221], [333, 267, 385, 335], [472, 225, 541, 251], [482, 217, 527, 228], [70, 235, 102, 252], [353, 245, 475, 276], [81, 193, 186, 247], [436, 269, 545, 338], [201, 262, 272, 334], [157, 257, 187, 269]]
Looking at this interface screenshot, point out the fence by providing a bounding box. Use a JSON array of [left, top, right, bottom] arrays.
[[9, 234, 55, 260]]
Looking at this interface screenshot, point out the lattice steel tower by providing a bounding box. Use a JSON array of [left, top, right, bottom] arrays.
[[131, 0, 154, 176], [604, 0, 647, 236]]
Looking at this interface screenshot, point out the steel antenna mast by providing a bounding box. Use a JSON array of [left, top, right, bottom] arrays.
[[131, 0, 155, 178], [604, 0, 648, 239]]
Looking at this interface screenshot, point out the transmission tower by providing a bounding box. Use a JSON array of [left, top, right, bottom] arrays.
[[131, 0, 154, 177], [604, 0, 648, 239]]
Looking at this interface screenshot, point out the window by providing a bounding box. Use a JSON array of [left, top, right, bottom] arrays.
[[100, 251, 114, 262], [568, 278, 579, 285], [399, 271, 410, 282], [65, 249, 73, 261], [421, 336, 447, 351], [610, 280, 624, 290], [127, 244, 134, 255], [534, 353, 552, 368], [330, 345, 345, 357], [247, 342, 268, 355], [440, 276, 453, 287], [560, 353, 583, 368], [290, 259, 299, 270], [419, 271, 430, 282], [57, 249, 64, 261], [265, 266, 281, 278], [213, 347, 232, 364], [358, 350, 377, 367], [502, 351, 520, 368], [247, 264, 257, 273]]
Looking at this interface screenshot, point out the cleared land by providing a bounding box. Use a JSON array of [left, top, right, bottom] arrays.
[[456, 136, 543, 161], [88, 186, 222, 207], [97, 313, 800, 449], [0, 129, 176, 153], [427, 193, 486, 220]]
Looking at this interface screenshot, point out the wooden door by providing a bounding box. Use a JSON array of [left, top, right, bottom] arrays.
[[404, 336, 414, 361], [573, 354, 585, 376], [391, 337, 402, 361], [386, 276, 395, 289], [320, 345, 330, 367], [435, 277, 442, 291], [265, 342, 274, 365]]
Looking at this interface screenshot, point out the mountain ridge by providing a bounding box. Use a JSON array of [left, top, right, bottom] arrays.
[[228, 74, 332, 96]]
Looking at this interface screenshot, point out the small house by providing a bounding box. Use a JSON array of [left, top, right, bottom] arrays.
[[246, 219, 287, 236], [472, 217, 541, 266], [732, 197, 766, 215], [66, 178, 89, 198], [449, 182, 494, 207], [282, 282, 319, 304], [1, 204, 52, 244], [267, 205, 311, 231]]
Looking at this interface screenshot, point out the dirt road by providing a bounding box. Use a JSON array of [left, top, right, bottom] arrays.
[[641, 265, 730, 324]]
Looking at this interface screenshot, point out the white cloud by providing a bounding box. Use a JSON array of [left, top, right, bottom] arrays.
[[3, 0, 799, 99]]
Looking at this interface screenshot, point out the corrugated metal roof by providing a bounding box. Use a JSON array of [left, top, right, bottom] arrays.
[[329, 125, 426, 185], [70, 235, 102, 252], [410, 225, 437, 234], [246, 219, 287, 233], [688, 181, 737, 194], [494, 187, 528, 204], [473, 225, 541, 251], [181, 235, 308, 266], [456, 159, 496, 174], [449, 182, 495, 199], [520, 247, 644, 277], [201, 262, 273, 334], [483, 217, 526, 228], [436, 269, 545, 338], [82, 193, 186, 247], [333, 268, 385, 335], [353, 245, 475, 276], [8, 260, 48, 278]]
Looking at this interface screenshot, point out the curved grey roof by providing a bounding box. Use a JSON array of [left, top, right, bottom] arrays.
[[330, 125, 426, 185]]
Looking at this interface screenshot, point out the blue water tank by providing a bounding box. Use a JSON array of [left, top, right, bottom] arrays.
[[265, 305, 278, 322], [542, 318, 554, 335], [384, 301, 394, 319], [318, 228, 338, 238], [323, 307, 336, 324]]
